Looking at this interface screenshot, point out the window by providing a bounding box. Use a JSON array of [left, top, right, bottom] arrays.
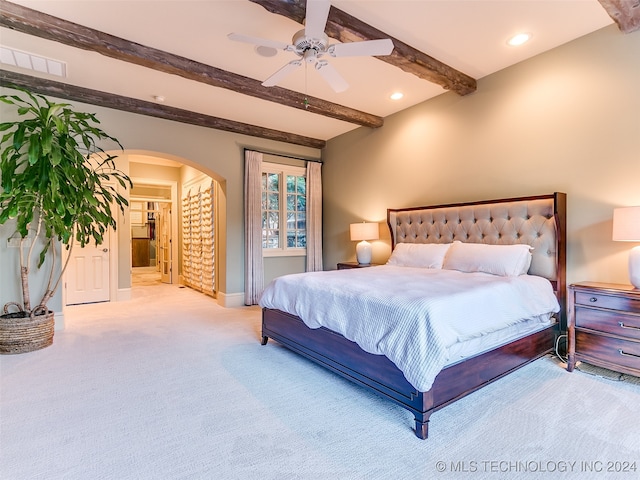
[[262, 162, 306, 256]]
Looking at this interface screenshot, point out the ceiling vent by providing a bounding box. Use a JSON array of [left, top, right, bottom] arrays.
[[0, 46, 66, 77]]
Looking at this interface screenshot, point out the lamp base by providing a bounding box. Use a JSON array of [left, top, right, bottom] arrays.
[[629, 246, 640, 289], [356, 240, 372, 265]]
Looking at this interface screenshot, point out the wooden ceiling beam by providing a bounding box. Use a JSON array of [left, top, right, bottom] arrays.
[[0, 0, 382, 129], [250, 0, 477, 96], [598, 0, 640, 33], [0, 69, 326, 149]]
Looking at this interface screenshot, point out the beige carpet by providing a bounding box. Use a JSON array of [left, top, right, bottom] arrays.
[[1, 283, 639, 479]]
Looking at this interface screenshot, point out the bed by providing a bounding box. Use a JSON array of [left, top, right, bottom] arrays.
[[259, 192, 566, 439]]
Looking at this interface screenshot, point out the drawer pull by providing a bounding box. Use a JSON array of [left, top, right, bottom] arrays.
[[618, 349, 640, 359], [589, 297, 598, 302], [618, 321, 640, 331]]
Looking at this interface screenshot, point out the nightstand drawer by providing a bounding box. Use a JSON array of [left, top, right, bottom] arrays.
[[575, 291, 640, 314], [575, 306, 640, 340], [575, 331, 640, 371]]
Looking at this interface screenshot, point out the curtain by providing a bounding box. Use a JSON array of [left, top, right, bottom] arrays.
[[306, 161, 323, 272], [244, 150, 264, 305]]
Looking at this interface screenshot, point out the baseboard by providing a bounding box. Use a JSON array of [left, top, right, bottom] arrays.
[[117, 288, 131, 302], [216, 291, 245, 308]]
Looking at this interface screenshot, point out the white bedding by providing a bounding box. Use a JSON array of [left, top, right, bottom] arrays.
[[259, 266, 560, 391]]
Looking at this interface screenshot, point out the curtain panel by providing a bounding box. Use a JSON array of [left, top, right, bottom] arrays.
[[306, 161, 323, 272], [244, 150, 264, 305]]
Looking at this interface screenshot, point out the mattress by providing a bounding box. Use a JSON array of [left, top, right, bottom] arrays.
[[444, 315, 553, 367]]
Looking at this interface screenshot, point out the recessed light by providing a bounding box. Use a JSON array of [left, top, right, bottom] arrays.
[[507, 33, 531, 47], [390, 92, 404, 100]]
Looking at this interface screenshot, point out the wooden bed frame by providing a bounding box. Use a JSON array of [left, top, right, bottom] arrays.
[[261, 193, 567, 439]]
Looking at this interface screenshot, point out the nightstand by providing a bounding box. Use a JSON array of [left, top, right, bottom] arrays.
[[567, 282, 640, 377], [337, 262, 381, 270]]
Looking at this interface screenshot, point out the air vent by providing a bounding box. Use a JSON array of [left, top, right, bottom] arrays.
[[0, 46, 67, 77]]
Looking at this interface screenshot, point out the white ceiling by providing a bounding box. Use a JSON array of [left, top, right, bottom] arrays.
[[0, 0, 614, 143]]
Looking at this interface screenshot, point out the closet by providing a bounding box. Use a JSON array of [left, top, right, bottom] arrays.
[[181, 182, 215, 296]]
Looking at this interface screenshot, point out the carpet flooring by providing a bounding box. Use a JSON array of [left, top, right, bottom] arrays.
[[1, 283, 639, 479]]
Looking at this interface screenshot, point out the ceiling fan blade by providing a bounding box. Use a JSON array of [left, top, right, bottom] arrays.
[[262, 60, 302, 87], [227, 32, 291, 51], [329, 38, 394, 58], [315, 60, 349, 93], [305, 0, 331, 39]]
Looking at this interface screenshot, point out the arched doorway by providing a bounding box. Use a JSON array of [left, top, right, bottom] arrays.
[[64, 150, 226, 304], [128, 151, 224, 300]]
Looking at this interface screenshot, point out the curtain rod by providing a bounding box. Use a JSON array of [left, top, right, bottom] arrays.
[[244, 147, 323, 164]]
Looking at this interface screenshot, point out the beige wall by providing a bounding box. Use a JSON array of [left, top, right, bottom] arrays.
[[0, 92, 321, 313], [2, 24, 637, 316], [323, 25, 640, 287], [111, 125, 317, 304]]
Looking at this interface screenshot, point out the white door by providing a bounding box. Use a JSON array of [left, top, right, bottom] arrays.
[[65, 235, 110, 305], [159, 203, 172, 283]]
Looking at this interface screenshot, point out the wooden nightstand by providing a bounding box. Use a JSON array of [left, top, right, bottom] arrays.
[[567, 282, 640, 376], [337, 262, 381, 270]]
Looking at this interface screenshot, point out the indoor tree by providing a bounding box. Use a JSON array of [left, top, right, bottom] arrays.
[[0, 86, 131, 353]]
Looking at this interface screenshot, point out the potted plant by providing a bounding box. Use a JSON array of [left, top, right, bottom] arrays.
[[0, 86, 131, 354]]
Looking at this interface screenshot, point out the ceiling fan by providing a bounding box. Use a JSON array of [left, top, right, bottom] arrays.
[[228, 0, 394, 93]]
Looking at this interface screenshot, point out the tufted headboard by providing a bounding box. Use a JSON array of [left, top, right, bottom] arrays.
[[387, 193, 567, 327]]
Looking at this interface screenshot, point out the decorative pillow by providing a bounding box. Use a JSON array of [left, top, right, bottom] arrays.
[[386, 242, 451, 269], [442, 241, 533, 276]]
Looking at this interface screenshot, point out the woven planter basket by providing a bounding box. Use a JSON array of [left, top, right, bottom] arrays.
[[0, 303, 54, 354]]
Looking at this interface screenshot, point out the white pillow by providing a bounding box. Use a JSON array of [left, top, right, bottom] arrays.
[[386, 242, 451, 269], [442, 241, 533, 276]]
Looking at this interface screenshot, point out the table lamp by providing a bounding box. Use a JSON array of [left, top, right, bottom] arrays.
[[612, 206, 640, 288], [350, 222, 379, 265]]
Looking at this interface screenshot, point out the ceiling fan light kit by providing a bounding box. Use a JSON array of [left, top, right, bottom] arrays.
[[228, 0, 394, 93]]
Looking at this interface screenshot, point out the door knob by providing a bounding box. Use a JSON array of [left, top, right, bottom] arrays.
[[102, 248, 109, 252]]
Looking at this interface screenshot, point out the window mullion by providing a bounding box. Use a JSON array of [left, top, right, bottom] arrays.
[[279, 172, 286, 250]]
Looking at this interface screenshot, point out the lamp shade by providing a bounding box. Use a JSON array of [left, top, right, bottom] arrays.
[[612, 206, 640, 241], [350, 222, 379, 241], [613, 206, 640, 289]]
